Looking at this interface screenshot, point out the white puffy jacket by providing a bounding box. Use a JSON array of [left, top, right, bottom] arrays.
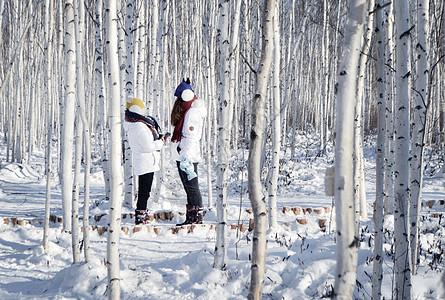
[[123, 121, 164, 175], [170, 99, 206, 163]]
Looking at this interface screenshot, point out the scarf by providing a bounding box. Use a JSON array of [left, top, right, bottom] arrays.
[[171, 96, 196, 142], [125, 110, 161, 140]]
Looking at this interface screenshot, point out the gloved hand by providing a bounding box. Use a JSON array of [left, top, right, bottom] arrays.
[[179, 157, 197, 181]]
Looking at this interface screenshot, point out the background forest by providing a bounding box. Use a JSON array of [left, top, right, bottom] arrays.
[[0, 0, 444, 299]]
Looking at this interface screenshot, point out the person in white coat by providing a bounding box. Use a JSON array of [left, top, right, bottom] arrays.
[[170, 79, 206, 226], [124, 97, 167, 225]]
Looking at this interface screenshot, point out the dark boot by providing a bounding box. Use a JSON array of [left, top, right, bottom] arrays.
[[193, 206, 204, 224], [135, 209, 147, 225], [176, 205, 194, 226]]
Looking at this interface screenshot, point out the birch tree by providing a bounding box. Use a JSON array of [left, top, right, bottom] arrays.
[[43, 0, 53, 253], [267, 1, 280, 229], [71, 114, 82, 263], [393, 0, 412, 297], [410, 0, 429, 275], [61, 0, 77, 232], [94, 0, 110, 203], [214, 0, 230, 271], [333, 0, 366, 298], [372, 2, 387, 297], [119, 0, 134, 208], [105, 0, 123, 298], [353, 0, 374, 224], [384, 2, 395, 216], [74, 0, 91, 262], [248, 0, 274, 298]]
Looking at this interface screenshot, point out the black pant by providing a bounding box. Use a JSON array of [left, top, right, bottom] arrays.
[[136, 172, 154, 210], [177, 161, 203, 207]]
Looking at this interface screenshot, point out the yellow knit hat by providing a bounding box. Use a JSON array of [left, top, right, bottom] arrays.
[[126, 97, 145, 115]]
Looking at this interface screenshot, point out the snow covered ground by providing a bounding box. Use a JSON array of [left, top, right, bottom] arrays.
[[0, 136, 444, 299]]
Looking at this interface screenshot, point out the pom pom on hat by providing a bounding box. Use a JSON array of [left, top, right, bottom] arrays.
[[181, 89, 195, 102], [126, 97, 145, 115], [174, 79, 195, 102]]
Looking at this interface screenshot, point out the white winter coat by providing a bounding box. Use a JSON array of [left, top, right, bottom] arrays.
[[170, 99, 206, 163], [123, 121, 164, 176]]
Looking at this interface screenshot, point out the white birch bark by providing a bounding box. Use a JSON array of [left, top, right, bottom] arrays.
[[214, 0, 230, 271], [56, 0, 64, 173], [205, 1, 218, 208], [122, 0, 135, 208], [74, 0, 91, 262], [228, 0, 242, 149], [72, 115, 82, 263], [384, 3, 395, 215], [334, 0, 366, 298], [267, 2, 280, 229], [135, 6, 145, 100], [393, 0, 412, 297], [61, 0, 76, 232], [372, 2, 387, 298], [353, 0, 374, 224], [125, 0, 134, 97], [95, 0, 111, 203], [105, 0, 123, 298], [409, 0, 429, 275], [319, 0, 329, 154], [248, 0, 274, 298], [43, 0, 52, 253], [150, 0, 163, 204]]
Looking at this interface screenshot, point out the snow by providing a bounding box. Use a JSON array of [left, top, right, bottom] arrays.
[[0, 137, 444, 299]]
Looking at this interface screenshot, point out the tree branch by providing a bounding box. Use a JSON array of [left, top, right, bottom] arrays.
[[240, 51, 257, 74], [369, 2, 392, 15]]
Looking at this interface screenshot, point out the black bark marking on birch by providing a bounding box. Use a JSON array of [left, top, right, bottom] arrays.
[[399, 25, 415, 39], [369, 2, 391, 15], [339, 70, 347, 76], [349, 236, 359, 248], [250, 129, 257, 140], [402, 71, 411, 78]]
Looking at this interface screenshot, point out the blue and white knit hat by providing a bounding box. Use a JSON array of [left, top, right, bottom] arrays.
[[174, 80, 195, 102]]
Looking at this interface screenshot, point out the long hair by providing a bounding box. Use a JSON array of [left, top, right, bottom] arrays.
[[171, 97, 184, 126]]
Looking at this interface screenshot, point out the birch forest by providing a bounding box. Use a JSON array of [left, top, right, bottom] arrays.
[[0, 0, 444, 299]]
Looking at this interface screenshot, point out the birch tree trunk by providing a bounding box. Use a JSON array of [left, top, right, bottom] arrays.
[[248, 0, 274, 298], [353, 0, 374, 224], [409, 0, 429, 275], [205, 1, 218, 208], [105, 0, 123, 298], [372, 2, 387, 298], [61, 0, 76, 232], [229, 0, 242, 149], [267, 2, 280, 230], [72, 115, 82, 263], [333, 0, 366, 298], [393, 0, 412, 298], [74, 0, 91, 262], [121, 0, 133, 209], [43, 0, 52, 253], [214, 0, 230, 271], [95, 0, 111, 203], [384, 2, 395, 216]]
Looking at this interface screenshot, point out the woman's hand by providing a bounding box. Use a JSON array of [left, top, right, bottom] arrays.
[[160, 132, 171, 144]]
